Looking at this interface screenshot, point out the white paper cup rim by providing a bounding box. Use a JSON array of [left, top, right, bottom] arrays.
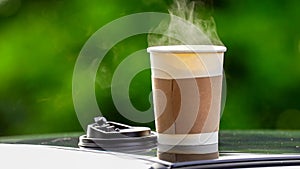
[[147, 45, 226, 53]]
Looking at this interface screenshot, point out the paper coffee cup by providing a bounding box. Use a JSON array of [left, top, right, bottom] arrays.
[[147, 45, 226, 162]]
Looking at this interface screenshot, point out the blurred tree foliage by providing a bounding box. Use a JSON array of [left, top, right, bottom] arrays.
[[214, 0, 300, 129], [0, 0, 299, 136]]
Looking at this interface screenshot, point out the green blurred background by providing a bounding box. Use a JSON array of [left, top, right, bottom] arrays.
[[0, 0, 299, 136]]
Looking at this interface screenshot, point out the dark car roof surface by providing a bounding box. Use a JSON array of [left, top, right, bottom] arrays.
[[1, 130, 300, 169]]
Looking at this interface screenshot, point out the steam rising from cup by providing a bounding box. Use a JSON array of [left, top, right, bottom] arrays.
[[148, 0, 223, 46]]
